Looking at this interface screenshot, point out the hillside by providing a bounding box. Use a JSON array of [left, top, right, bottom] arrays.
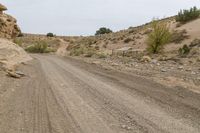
[[15, 16, 200, 61], [18, 14, 200, 90], [12, 15, 200, 70]]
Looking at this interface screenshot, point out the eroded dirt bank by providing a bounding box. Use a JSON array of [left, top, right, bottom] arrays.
[[0, 54, 200, 133]]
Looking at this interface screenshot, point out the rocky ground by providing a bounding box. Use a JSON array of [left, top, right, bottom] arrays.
[[76, 56, 200, 94]]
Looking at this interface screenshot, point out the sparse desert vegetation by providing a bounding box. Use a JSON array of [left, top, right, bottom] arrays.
[[170, 30, 189, 44], [25, 41, 55, 53], [123, 38, 132, 43], [190, 38, 200, 47], [13, 35, 63, 55], [146, 21, 171, 54], [176, 6, 200, 23], [179, 44, 190, 56], [69, 45, 96, 57], [15, 7, 200, 64]]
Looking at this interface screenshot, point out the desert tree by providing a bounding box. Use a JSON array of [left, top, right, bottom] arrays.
[[95, 27, 112, 35], [146, 20, 171, 54], [47, 32, 54, 37]]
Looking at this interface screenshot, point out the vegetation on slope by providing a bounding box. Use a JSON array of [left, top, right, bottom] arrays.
[[25, 41, 55, 53], [176, 6, 200, 23], [146, 21, 171, 54]]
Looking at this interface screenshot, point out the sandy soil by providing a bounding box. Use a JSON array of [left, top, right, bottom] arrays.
[[56, 39, 69, 56], [0, 54, 200, 133]]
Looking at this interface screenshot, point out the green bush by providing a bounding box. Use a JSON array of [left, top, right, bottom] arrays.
[[146, 21, 171, 54], [46, 33, 54, 37], [179, 44, 190, 56], [176, 6, 200, 23], [95, 27, 112, 35], [25, 41, 49, 53]]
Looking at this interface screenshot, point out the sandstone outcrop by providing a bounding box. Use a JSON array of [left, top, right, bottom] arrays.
[[0, 3, 21, 39]]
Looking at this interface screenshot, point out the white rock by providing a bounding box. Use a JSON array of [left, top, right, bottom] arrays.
[[127, 127, 131, 130], [15, 71, 25, 76], [151, 59, 158, 64], [191, 71, 196, 75], [122, 125, 126, 129], [111, 63, 119, 66], [178, 66, 184, 69]]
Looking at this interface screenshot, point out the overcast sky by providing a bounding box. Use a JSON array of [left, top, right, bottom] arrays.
[[1, 0, 200, 36]]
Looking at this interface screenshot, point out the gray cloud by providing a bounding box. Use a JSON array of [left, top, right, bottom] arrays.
[[1, 0, 200, 36]]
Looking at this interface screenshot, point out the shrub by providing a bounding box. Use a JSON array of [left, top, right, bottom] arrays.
[[17, 33, 24, 37], [103, 44, 107, 48], [189, 39, 200, 48], [95, 45, 100, 50], [96, 53, 107, 59], [170, 30, 189, 44], [179, 44, 190, 56], [84, 50, 95, 57], [95, 27, 112, 35], [70, 47, 84, 56], [176, 6, 200, 23], [70, 45, 96, 57], [124, 38, 132, 43], [13, 38, 23, 47], [25, 41, 48, 53], [46, 32, 54, 37], [146, 21, 171, 54]]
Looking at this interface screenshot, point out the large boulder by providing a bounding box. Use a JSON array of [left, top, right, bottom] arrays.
[[0, 38, 32, 70], [0, 3, 21, 39]]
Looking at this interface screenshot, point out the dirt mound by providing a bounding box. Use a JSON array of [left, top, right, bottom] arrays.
[[0, 38, 32, 70], [0, 3, 21, 39]]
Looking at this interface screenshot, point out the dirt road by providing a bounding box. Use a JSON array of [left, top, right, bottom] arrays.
[[0, 54, 200, 133]]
